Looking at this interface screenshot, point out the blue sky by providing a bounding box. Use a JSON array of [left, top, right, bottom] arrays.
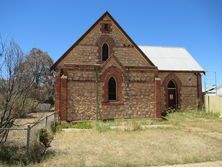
[[0, 0, 222, 85]]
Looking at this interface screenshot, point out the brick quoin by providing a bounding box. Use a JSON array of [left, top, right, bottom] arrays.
[[60, 75, 68, 120], [155, 78, 161, 118], [55, 72, 61, 117]]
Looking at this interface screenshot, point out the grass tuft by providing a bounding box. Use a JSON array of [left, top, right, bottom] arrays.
[[95, 121, 111, 132], [54, 121, 93, 131], [165, 110, 220, 122]]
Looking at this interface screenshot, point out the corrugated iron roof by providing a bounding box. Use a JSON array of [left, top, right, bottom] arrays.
[[139, 46, 204, 72]]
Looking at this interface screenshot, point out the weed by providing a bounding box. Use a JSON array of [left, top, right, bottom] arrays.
[[95, 122, 111, 132], [73, 122, 92, 129], [125, 120, 141, 131]]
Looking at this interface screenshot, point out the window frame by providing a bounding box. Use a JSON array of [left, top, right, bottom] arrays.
[[108, 77, 117, 101], [101, 43, 109, 62], [101, 66, 123, 105]]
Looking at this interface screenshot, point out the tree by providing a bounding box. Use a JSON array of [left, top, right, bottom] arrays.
[[0, 39, 37, 143], [0, 38, 54, 143], [26, 48, 54, 104]]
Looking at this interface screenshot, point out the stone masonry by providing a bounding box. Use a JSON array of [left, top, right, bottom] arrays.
[[52, 12, 203, 121]]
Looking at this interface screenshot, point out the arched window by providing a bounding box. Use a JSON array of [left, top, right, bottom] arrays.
[[167, 80, 178, 109], [102, 43, 109, 61], [108, 77, 116, 100]]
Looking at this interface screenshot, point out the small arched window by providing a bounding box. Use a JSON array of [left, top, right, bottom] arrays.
[[102, 43, 109, 61], [108, 77, 116, 100], [167, 80, 178, 109]]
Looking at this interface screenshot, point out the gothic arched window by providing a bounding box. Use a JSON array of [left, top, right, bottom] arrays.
[[102, 43, 109, 61], [167, 80, 178, 109], [108, 77, 116, 100]]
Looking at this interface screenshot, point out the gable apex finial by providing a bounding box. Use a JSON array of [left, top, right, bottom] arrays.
[[103, 11, 111, 17]]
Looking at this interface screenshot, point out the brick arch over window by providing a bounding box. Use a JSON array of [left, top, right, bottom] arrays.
[[97, 35, 115, 63], [101, 66, 123, 104], [162, 73, 182, 109]]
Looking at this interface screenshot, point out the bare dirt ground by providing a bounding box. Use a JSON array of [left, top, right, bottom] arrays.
[[13, 112, 53, 127], [151, 161, 222, 167], [6, 112, 54, 146]]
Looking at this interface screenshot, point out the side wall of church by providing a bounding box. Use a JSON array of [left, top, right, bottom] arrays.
[[158, 72, 202, 111]]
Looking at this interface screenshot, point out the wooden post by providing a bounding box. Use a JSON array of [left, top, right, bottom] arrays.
[[45, 116, 48, 128]]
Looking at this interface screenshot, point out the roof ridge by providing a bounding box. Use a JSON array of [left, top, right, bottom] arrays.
[[139, 45, 185, 49]]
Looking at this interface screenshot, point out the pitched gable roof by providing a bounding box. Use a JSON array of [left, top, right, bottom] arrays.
[[51, 11, 155, 70], [139, 46, 204, 72]]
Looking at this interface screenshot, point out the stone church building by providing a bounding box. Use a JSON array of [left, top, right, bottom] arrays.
[[51, 12, 204, 121]]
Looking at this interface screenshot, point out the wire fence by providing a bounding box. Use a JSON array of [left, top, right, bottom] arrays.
[[0, 112, 56, 157]]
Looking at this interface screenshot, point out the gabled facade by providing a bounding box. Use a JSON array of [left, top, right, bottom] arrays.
[[52, 12, 204, 121]]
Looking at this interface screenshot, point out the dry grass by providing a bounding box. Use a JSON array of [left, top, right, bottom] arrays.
[[1, 111, 222, 167], [23, 111, 222, 167], [34, 129, 222, 167]]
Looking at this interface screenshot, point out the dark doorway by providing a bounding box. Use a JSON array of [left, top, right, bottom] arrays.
[[108, 77, 116, 100], [167, 80, 178, 109]]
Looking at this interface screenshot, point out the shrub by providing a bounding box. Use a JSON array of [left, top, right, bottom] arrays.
[[0, 144, 26, 164], [28, 129, 53, 163], [51, 121, 59, 133], [39, 128, 53, 148], [29, 141, 45, 163], [0, 129, 54, 165]]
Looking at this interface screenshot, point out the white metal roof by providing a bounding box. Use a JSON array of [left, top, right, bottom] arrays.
[[139, 46, 204, 72]]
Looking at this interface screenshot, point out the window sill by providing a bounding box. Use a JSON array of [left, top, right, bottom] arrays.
[[102, 101, 124, 105]]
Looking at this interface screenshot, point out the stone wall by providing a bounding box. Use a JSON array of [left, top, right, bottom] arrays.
[[99, 69, 157, 119], [57, 15, 151, 68], [62, 67, 158, 121], [159, 72, 201, 111], [54, 13, 202, 121]]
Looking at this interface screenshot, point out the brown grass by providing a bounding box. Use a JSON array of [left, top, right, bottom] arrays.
[[2, 111, 222, 167], [26, 112, 222, 167]]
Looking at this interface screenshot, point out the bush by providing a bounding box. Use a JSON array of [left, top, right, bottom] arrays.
[[29, 141, 45, 163], [39, 128, 53, 148], [28, 129, 53, 163], [51, 121, 59, 133], [0, 144, 26, 164], [0, 129, 54, 165]]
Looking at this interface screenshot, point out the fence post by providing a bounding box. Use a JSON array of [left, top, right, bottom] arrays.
[[26, 125, 31, 160], [54, 112, 56, 122], [208, 96, 210, 112], [45, 115, 48, 128]]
